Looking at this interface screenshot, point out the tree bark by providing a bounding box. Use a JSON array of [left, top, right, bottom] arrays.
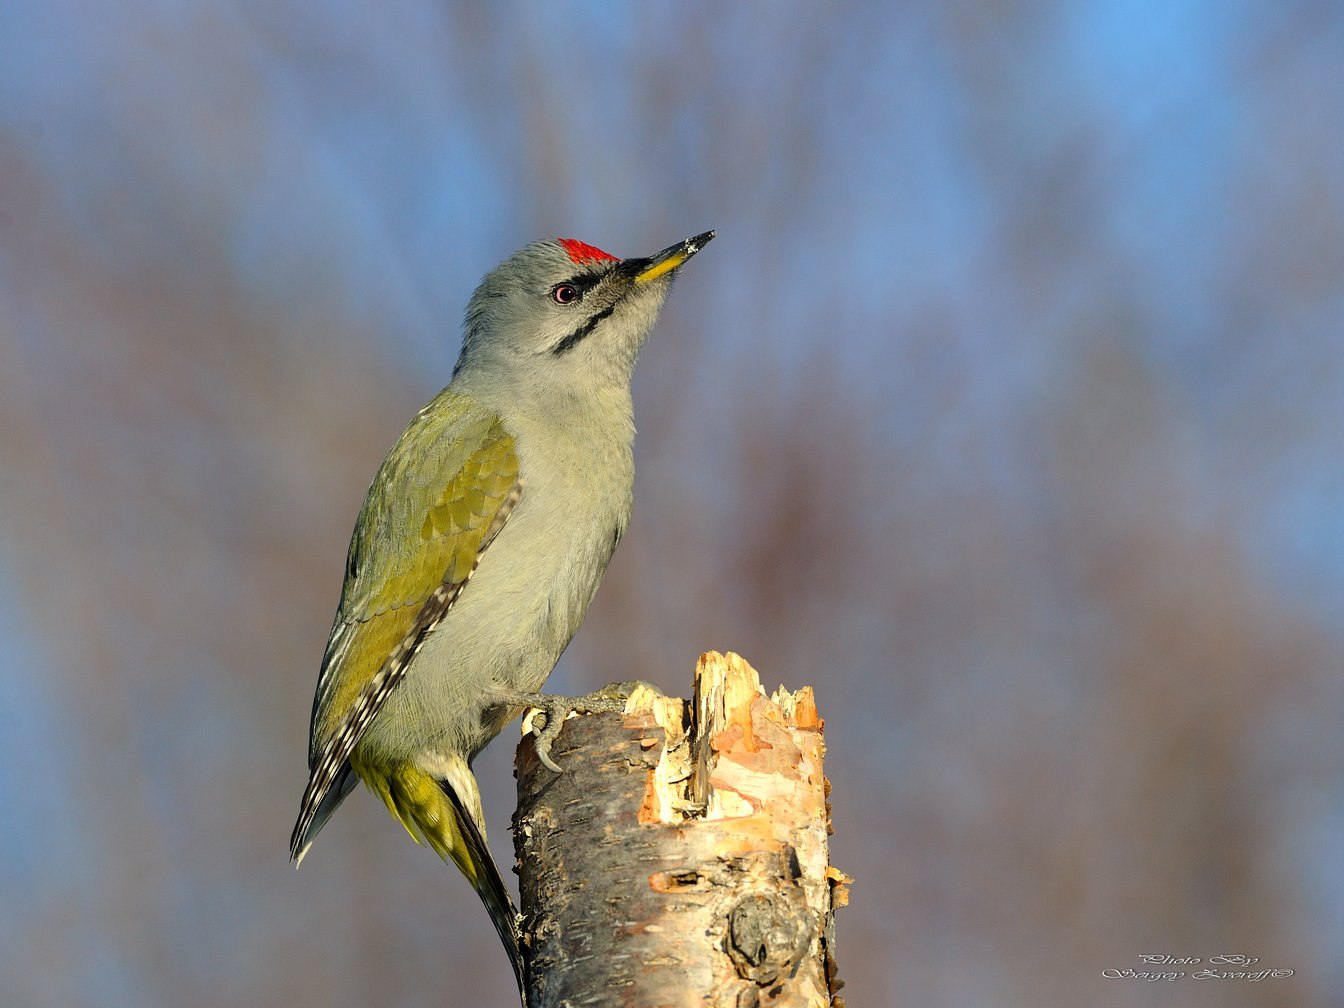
[[513, 651, 849, 1007]]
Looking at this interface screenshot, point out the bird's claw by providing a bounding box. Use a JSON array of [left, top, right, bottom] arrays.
[[510, 686, 647, 773]]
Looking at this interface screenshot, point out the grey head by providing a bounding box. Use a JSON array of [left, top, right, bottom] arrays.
[[454, 231, 715, 393]]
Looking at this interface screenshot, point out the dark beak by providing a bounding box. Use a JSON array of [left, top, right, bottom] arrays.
[[619, 230, 715, 283]]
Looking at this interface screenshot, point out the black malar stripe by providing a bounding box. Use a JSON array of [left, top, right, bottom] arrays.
[[552, 303, 616, 355]]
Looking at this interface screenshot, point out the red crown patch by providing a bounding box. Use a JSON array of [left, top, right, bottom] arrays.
[[558, 238, 618, 265]]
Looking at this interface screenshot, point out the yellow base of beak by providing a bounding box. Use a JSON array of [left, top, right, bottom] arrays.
[[635, 254, 689, 284]]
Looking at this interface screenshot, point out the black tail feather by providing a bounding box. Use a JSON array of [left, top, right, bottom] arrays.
[[436, 778, 525, 997]]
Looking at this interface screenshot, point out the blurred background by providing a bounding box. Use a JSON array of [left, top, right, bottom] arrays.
[[1, 2, 1341, 1006]]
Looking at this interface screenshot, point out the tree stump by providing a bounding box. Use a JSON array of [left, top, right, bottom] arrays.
[[513, 651, 849, 1007]]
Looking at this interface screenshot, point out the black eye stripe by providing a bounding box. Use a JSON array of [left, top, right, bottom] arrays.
[[552, 303, 617, 355], [558, 272, 601, 294]]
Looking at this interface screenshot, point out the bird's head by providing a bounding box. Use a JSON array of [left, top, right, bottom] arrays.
[[454, 231, 714, 393]]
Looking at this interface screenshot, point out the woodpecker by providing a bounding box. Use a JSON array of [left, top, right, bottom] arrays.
[[290, 231, 714, 992]]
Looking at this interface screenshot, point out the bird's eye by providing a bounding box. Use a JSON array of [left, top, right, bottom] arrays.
[[551, 284, 580, 305]]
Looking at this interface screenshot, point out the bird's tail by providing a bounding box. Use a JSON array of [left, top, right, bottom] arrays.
[[353, 753, 524, 994]]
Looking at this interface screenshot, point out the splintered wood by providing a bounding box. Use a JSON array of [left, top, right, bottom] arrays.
[[514, 651, 849, 1008]]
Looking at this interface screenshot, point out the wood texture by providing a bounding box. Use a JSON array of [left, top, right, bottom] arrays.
[[513, 651, 849, 1007]]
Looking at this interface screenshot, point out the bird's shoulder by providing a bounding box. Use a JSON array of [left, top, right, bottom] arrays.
[[348, 388, 518, 604]]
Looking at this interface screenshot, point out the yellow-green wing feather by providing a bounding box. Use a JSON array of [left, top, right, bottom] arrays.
[[290, 391, 520, 861], [314, 399, 519, 741]]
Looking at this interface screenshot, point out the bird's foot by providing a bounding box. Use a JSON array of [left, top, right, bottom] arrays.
[[499, 682, 659, 773]]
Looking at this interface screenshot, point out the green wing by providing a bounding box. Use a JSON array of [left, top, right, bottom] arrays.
[[291, 390, 521, 861]]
